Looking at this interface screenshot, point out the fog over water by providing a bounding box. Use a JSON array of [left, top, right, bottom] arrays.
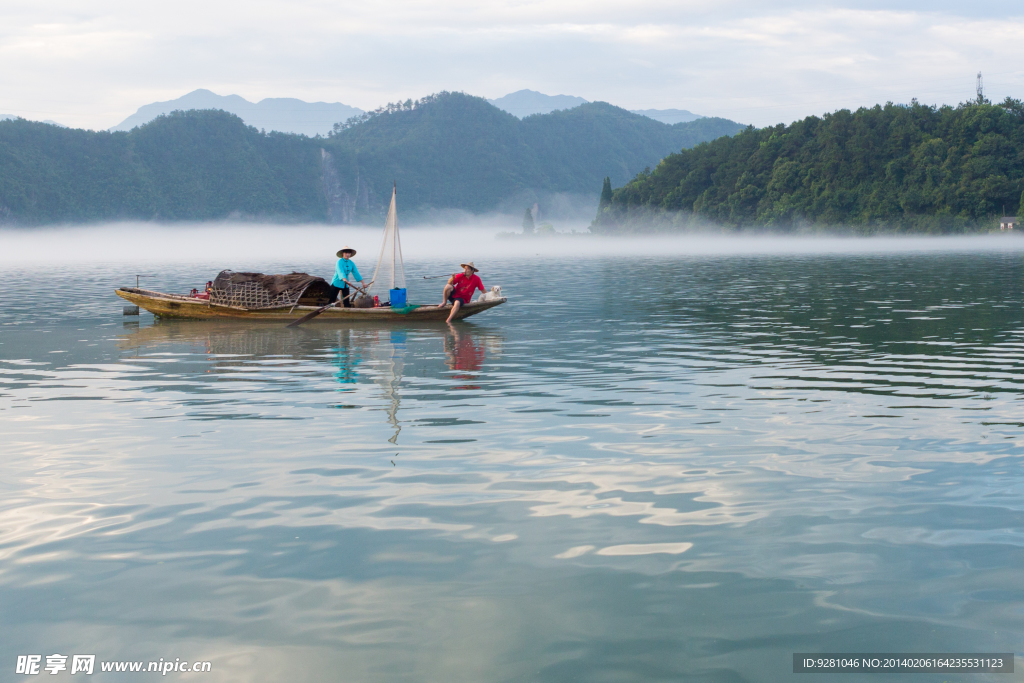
[[2, 223, 1023, 266]]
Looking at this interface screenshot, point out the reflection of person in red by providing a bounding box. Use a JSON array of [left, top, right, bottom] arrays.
[[438, 262, 485, 323], [444, 326, 485, 389]]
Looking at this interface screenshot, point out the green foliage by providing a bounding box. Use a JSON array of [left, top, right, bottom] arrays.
[[323, 92, 744, 215], [596, 99, 1024, 233], [331, 94, 440, 134], [0, 95, 744, 225], [0, 110, 326, 224], [0, 121, 148, 223], [599, 177, 613, 208]]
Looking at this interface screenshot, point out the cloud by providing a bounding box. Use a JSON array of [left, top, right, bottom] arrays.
[[1, 1, 1022, 129]]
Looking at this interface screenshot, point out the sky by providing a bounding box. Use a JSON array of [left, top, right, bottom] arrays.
[[2, 0, 1024, 130]]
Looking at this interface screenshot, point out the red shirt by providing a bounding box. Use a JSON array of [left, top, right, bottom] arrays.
[[450, 272, 484, 301]]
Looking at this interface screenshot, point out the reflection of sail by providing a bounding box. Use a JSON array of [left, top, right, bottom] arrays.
[[337, 328, 407, 444], [373, 329, 406, 444]]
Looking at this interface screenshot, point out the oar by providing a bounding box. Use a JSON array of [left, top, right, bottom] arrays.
[[286, 282, 371, 328], [422, 274, 455, 280], [286, 301, 336, 328]]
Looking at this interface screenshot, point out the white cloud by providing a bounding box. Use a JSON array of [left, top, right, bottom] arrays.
[[0, 1, 1022, 129]]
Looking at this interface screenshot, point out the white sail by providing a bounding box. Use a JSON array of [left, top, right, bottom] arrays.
[[369, 185, 406, 301]]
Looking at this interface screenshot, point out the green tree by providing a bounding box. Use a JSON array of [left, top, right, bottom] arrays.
[[596, 99, 1024, 234], [522, 207, 535, 234], [599, 176, 613, 208], [0, 110, 325, 225]]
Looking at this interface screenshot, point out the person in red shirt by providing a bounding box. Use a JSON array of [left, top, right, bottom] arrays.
[[439, 262, 485, 323]]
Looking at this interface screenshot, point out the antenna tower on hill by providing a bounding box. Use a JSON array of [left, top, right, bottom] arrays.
[[976, 72, 984, 101]]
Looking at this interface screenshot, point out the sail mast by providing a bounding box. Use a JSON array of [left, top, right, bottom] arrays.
[[370, 184, 405, 300], [391, 182, 396, 290]]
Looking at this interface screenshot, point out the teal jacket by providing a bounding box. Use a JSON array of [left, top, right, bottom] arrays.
[[332, 259, 362, 287]]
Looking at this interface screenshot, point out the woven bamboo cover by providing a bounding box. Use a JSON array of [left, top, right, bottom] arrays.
[[209, 271, 328, 310]]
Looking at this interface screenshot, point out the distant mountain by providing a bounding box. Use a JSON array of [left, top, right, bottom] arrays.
[[488, 90, 588, 118], [629, 108, 702, 124], [487, 90, 706, 125], [110, 89, 364, 137], [0, 93, 745, 225], [1, 114, 66, 127], [322, 92, 745, 219]]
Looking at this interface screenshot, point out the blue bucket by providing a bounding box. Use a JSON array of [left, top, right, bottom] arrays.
[[389, 288, 407, 308]]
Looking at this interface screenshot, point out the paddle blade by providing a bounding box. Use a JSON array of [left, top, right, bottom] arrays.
[[286, 305, 329, 328]]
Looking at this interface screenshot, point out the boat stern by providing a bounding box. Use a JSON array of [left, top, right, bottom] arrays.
[[115, 287, 217, 319]]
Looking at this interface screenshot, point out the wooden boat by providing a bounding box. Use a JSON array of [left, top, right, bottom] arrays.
[[115, 184, 506, 323], [115, 286, 505, 321]]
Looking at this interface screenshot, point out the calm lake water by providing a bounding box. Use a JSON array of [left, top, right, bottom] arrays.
[[2, 243, 1023, 681]]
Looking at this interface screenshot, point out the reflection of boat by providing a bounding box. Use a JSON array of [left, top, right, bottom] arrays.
[[117, 318, 505, 355], [117, 319, 337, 355], [114, 185, 506, 322], [118, 318, 504, 445]]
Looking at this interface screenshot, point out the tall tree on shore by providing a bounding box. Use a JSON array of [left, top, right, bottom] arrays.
[[522, 207, 535, 234], [599, 176, 613, 208]]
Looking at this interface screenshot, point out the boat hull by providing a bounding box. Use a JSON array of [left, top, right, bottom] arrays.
[[115, 288, 506, 322]]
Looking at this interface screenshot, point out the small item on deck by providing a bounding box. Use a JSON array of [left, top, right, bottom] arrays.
[[480, 286, 503, 301], [374, 295, 380, 307], [123, 305, 140, 316], [390, 288, 407, 308]]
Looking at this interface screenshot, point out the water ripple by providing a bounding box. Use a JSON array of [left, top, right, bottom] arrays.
[[1, 252, 1023, 680]]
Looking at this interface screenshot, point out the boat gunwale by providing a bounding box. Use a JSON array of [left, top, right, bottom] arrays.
[[120, 287, 209, 303], [118, 287, 249, 311], [116, 287, 506, 320]]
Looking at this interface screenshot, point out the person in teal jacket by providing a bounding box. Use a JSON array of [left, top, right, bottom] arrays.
[[331, 247, 367, 307]]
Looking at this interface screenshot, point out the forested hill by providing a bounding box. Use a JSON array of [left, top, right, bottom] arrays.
[[0, 111, 325, 224], [0, 92, 744, 225], [594, 100, 1024, 233], [323, 92, 743, 216]]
